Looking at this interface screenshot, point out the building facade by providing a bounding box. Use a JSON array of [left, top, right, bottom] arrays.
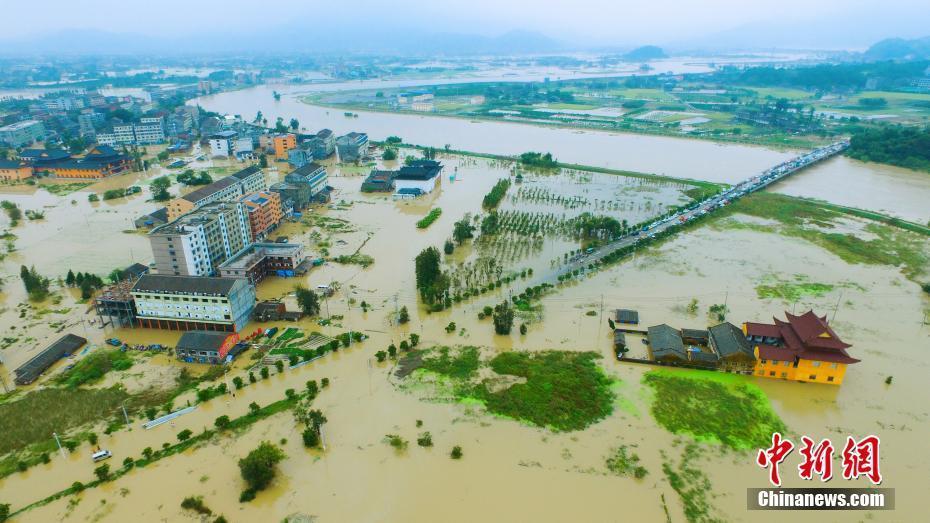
[[745, 311, 858, 385], [217, 242, 308, 284], [335, 132, 369, 162], [273, 133, 297, 157], [393, 160, 442, 195], [240, 191, 283, 239], [0, 120, 46, 147], [166, 165, 265, 220], [209, 130, 238, 157], [0, 159, 34, 181], [150, 202, 252, 277], [131, 274, 256, 332], [175, 331, 241, 364]]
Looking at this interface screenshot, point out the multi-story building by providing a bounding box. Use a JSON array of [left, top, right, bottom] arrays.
[[291, 162, 328, 196], [0, 159, 34, 182], [745, 310, 859, 385], [166, 165, 265, 220], [335, 132, 369, 162], [209, 130, 238, 157], [287, 147, 312, 168], [149, 201, 252, 277], [217, 242, 308, 284], [239, 191, 283, 239], [133, 117, 165, 144], [272, 133, 297, 157], [131, 274, 256, 332], [393, 160, 442, 196], [77, 112, 105, 137], [314, 129, 335, 158], [0, 120, 46, 147]]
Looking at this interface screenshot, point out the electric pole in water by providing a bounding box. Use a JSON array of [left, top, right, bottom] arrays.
[[53, 432, 65, 458]]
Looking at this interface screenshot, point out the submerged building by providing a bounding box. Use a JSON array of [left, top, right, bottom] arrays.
[[745, 310, 858, 385], [131, 274, 255, 332], [149, 202, 252, 277]]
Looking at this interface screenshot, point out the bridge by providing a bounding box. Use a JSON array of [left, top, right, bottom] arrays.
[[550, 140, 850, 279]]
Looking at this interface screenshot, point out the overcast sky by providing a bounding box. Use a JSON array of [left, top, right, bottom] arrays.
[[3, 0, 929, 48]]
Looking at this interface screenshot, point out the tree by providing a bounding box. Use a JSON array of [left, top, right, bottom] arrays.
[[417, 432, 433, 447], [302, 427, 320, 448], [142, 447, 154, 459], [177, 429, 193, 442], [387, 345, 397, 359], [20, 265, 50, 301], [444, 239, 454, 255], [0, 502, 9, 523], [450, 446, 463, 459], [410, 333, 420, 347], [289, 118, 299, 131], [259, 154, 268, 168], [375, 351, 387, 362], [492, 302, 515, 335], [214, 415, 231, 429], [249, 371, 257, 383], [88, 433, 98, 446], [238, 441, 285, 496], [233, 376, 244, 389], [398, 306, 410, 324], [274, 360, 284, 373], [306, 380, 318, 396], [294, 286, 321, 316], [519, 323, 527, 335], [94, 463, 111, 481], [415, 247, 448, 305], [382, 147, 398, 161], [151, 176, 172, 201], [65, 269, 75, 286], [452, 216, 475, 245]]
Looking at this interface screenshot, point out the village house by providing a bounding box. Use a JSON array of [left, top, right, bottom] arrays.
[[392, 159, 443, 197], [0, 159, 33, 181], [708, 322, 756, 373], [745, 310, 858, 385], [175, 330, 244, 364]]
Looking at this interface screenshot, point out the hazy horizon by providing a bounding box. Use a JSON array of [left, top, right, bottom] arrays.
[[1, 0, 929, 54]]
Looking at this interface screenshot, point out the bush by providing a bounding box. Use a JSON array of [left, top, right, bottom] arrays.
[[214, 416, 231, 429], [416, 432, 433, 447], [177, 429, 193, 442], [302, 427, 320, 448], [385, 434, 408, 451], [450, 446, 463, 459], [180, 496, 212, 515], [94, 463, 111, 481]]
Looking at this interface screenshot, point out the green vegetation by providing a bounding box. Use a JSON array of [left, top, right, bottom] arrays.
[[662, 444, 720, 523], [606, 445, 648, 479], [474, 351, 613, 432], [176, 170, 213, 185], [56, 350, 133, 387], [384, 434, 408, 451], [1, 201, 21, 226], [519, 151, 558, 168], [491, 301, 514, 334], [150, 176, 172, 201], [714, 192, 930, 283], [415, 246, 449, 307], [847, 125, 930, 172], [37, 182, 91, 196], [643, 371, 785, 450], [482, 178, 511, 209], [294, 285, 320, 316], [450, 445, 463, 459], [180, 496, 212, 516], [19, 265, 50, 301], [382, 147, 398, 161], [333, 252, 374, 267], [416, 207, 442, 229], [238, 441, 285, 501], [418, 346, 480, 380], [452, 215, 475, 244], [755, 275, 835, 301]]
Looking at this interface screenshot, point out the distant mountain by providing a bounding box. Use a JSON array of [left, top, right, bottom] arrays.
[[0, 27, 564, 57], [622, 45, 667, 61], [863, 36, 930, 61]]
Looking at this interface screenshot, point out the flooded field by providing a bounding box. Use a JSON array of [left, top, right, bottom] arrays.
[[2, 122, 929, 521], [2, 174, 927, 521]]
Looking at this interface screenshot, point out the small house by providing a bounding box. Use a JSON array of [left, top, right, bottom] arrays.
[[615, 309, 639, 325], [647, 324, 687, 363], [176, 331, 243, 364], [709, 322, 756, 373]]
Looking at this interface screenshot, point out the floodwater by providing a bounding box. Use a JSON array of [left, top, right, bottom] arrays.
[[194, 84, 798, 184], [3, 143, 929, 521], [3, 172, 928, 522], [770, 155, 930, 224]]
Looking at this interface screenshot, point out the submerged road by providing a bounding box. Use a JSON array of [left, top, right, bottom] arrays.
[[549, 140, 851, 280]]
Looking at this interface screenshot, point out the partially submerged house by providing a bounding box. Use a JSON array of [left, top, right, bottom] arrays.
[[14, 334, 87, 385], [175, 331, 244, 364], [615, 309, 639, 325], [708, 322, 755, 373]]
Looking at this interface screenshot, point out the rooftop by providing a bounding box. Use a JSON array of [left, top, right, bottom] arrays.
[[218, 242, 304, 272], [0, 119, 42, 131], [396, 160, 443, 181], [177, 330, 236, 352], [132, 274, 241, 296], [180, 175, 240, 203]]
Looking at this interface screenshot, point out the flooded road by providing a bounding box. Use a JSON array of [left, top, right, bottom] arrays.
[[770, 155, 930, 224]]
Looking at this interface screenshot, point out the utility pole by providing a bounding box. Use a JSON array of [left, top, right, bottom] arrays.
[[831, 290, 844, 323], [53, 432, 65, 459], [121, 403, 130, 425]]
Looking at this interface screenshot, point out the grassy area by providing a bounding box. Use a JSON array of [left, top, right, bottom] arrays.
[[472, 351, 614, 432], [333, 253, 374, 267], [416, 207, 443, 229], [0, 387, 129, 456], [713, 192, 930, 283], [643, 370, 785, 450], [55, 349, 133, 388], [38, 182, 92, 196], [755, 274, 835, 301], [662, 443, 721, 523], [418, 346, 480, 380]]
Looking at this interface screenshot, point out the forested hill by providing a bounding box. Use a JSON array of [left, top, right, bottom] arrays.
[[847, 126, 930, 172]]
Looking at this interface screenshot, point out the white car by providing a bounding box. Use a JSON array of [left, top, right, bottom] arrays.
[[91, 450, 112, 463]]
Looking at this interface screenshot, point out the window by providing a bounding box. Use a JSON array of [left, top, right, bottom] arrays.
[[811, 361, 821, 367], [760, 359, 767, 365], [769, 371, 775, 377], [830, 363, 838, 369], [809, 374, 817, 380], [827, 376, 835, 382], [780, 372, 787, 378], [783, 361, 790, 367]]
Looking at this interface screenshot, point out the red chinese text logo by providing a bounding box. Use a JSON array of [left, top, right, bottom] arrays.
[[757, 434, 881, 486]]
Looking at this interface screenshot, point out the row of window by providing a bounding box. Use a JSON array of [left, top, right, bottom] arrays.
[[757, 370, 836, 382], [759, 359, 839, 369], [135, 295, 228, 303]]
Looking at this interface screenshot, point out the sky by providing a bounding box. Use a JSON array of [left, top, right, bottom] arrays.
[[3, 0, 929, 50]]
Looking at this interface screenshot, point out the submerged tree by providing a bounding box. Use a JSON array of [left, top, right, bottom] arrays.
[[492, 302, 515, 335], [238, 441, 285, 499], [294, 285, 321, 316]]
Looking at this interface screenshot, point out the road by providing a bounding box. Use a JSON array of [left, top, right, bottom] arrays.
[[550, 140, 850, 279]]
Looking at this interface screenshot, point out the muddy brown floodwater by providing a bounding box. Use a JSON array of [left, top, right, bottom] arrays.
[[2, 143, 929, 521]]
